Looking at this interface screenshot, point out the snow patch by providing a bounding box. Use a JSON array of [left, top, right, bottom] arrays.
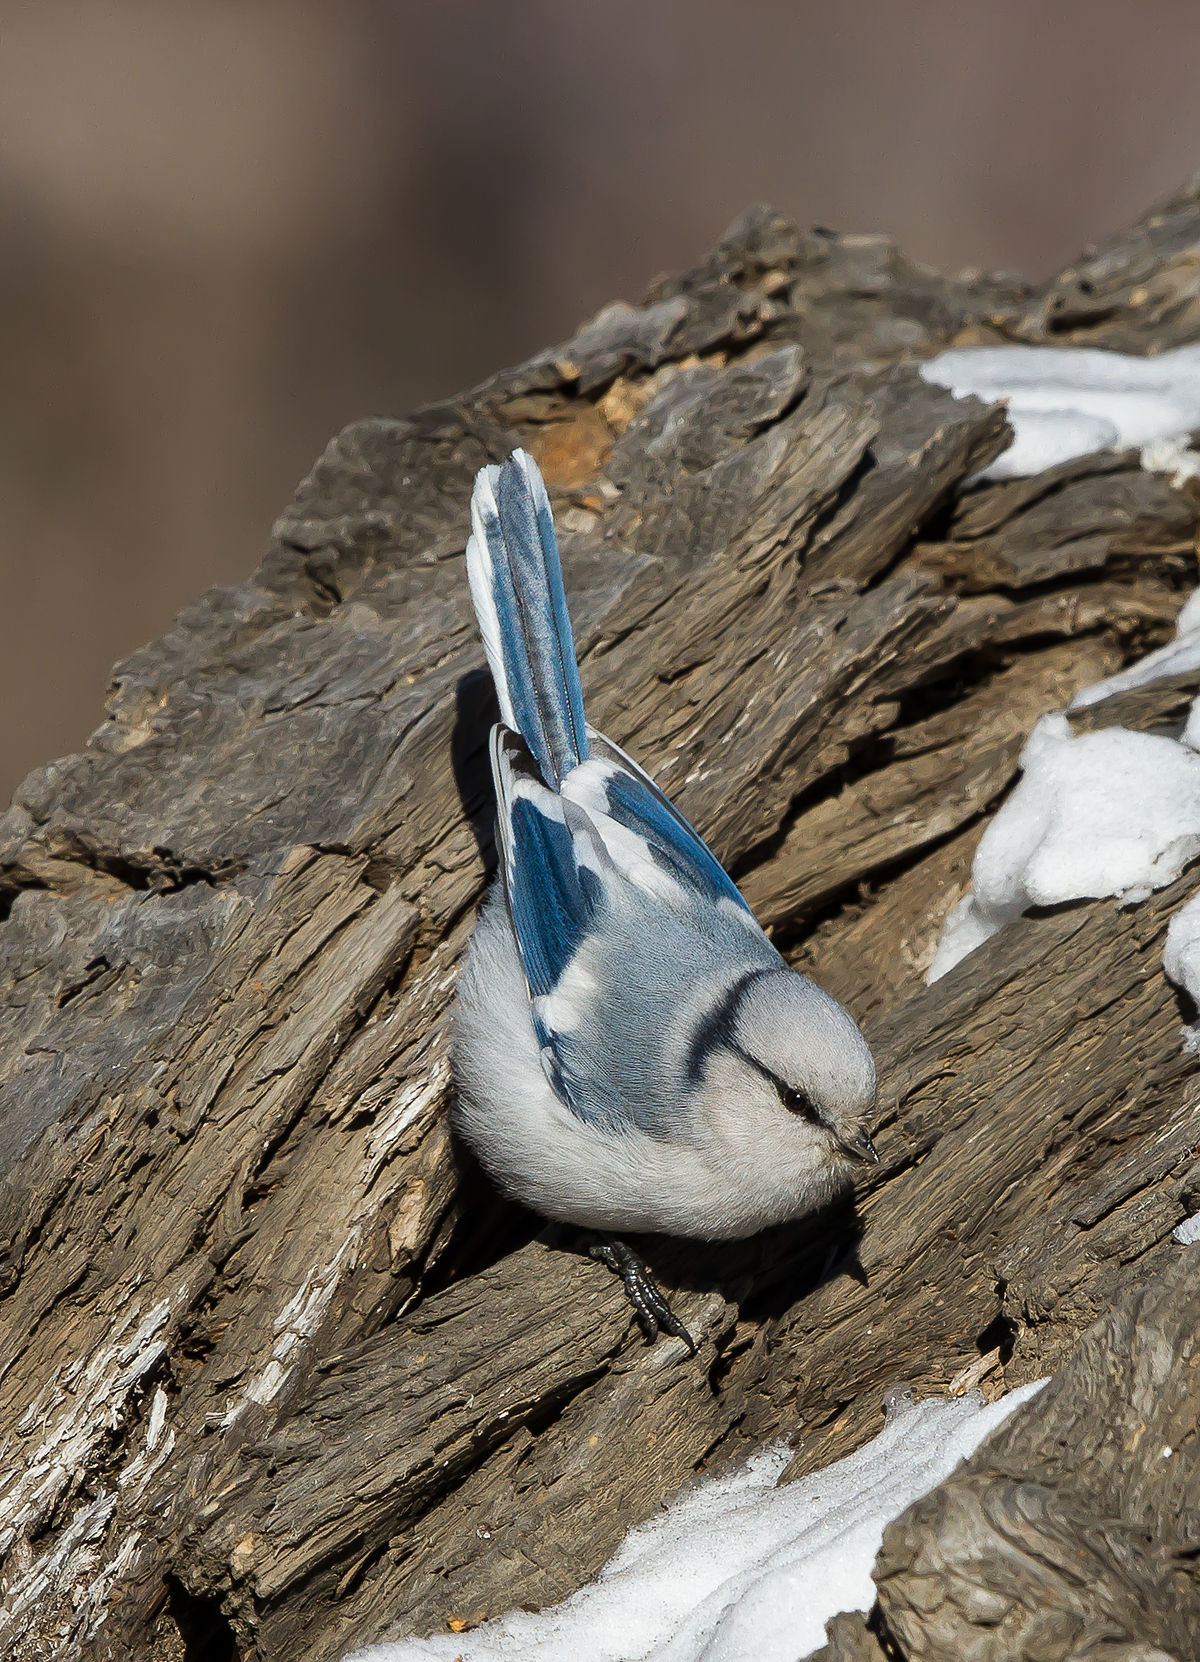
[[1164, 892, 1200, 1050], [929, 713, 1200, 982], [1069, 579, 1200, 712], [343, 1381, 1045, 1662], [1142, 434, 1200, 490], [920, 343, 1200, 480], [919, 346, 1200, 994]]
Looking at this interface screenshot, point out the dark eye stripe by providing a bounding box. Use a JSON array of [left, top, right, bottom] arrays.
[[723, 1039, 827, 1128], [684, 971, 828, 1130], [773, 1077, 823, 1125]]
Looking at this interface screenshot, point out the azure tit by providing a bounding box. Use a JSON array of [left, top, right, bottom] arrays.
[[452, 450, 878, 1350]]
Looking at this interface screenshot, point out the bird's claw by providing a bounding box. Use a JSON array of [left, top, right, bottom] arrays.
[[588, 1236, 697, 1355]]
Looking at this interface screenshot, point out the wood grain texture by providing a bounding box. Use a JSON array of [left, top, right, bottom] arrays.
[[2, 179, 1200, 1659], [816, 1251, 1200, 1662]]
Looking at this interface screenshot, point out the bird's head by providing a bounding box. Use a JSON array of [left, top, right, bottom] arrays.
[[693, 966, 878, 1167]]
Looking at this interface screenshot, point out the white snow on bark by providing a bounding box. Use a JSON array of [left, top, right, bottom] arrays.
[[920, 343, 1200, 480], [921, 344, 1200, 1041], [928, 713, 1200, 982], [343, 1382, 1045, 1662]]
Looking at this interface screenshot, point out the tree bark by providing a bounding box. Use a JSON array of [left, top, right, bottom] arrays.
[[816, 1250, 1200, 1662], [2, 185, 1200, 1661]]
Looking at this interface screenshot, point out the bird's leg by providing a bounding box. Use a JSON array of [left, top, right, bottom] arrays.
[[588, 1236, 697, 1355]]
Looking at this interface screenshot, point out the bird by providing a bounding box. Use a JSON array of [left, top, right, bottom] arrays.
[[451, 449, 878, 1352]]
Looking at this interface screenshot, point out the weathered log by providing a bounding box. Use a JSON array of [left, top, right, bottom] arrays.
[[2, 182, 1200, 1661], [816, 1249, 1200, 1661]]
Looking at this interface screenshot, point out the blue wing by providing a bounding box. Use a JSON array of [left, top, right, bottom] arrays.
[[491, 727, 604, 998], [563, 727, 758, 919], [490, 723, 762, 1125], [490, 728, 611, 1114]]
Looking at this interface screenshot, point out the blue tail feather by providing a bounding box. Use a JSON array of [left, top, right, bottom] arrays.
[[466, 450, 589, 788]]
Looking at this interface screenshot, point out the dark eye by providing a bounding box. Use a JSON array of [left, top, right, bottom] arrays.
[[774, 1078, 823, 1125]]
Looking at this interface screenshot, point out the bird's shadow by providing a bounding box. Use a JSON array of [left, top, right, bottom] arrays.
[[676, 1193, 864, 1324], [559, 1190, 867, 1334], [425, 1139, 866, 1337], [419, 1143, 545, 1301], [451, 667, 501, 872]]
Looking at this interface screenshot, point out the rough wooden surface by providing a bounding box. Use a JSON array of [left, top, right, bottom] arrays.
[[2, 181, 1200, 1660], [816, 1250, 1200, 1662]]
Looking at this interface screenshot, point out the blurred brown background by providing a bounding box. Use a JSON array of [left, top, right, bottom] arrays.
[[3, 0, 1200, 798]]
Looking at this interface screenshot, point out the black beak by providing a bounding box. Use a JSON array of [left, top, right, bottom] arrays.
[[840, 1129, 879, 1164]]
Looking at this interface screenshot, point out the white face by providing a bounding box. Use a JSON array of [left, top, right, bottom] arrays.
[[695, 969, 878, 1165]]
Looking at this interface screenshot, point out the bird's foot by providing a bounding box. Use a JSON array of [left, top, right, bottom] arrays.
[[588, 1236, 697, 1355]]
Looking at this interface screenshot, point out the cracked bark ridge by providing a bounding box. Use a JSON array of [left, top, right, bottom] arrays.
[[1, 179, 1199, 1660], [814, 1250, 1200, 1662]]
